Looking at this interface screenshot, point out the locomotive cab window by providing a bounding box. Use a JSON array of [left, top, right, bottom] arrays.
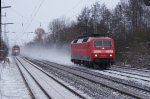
[[94, 41, 102, 47], [103, 41, 112, 47], [77, 39, 83, 43], [82, 38, 89, 43], [73, 39, 78, 43], [94, 40, 112, 47]]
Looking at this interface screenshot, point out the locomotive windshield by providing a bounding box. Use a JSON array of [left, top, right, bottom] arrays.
[[94, 40, 112, 47]]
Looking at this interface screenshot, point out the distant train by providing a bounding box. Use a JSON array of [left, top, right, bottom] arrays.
[[12, 45, 20, 56], [71, 34, 115, 69]]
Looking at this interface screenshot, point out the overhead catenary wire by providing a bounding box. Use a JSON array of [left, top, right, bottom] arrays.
[[6, 0, 51, 29], [23, 0, 45, 33], [8, 0, 42, 34], [12, 0, 102, 35], [9, 8, 35, 34], [11, 7, 44, 24], [18, 0, 99, 32], [24, 0, 45, 32], [28, 0, 42, 20], [11, 8, 36, 21]]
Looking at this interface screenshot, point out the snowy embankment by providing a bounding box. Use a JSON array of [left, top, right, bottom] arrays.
[[0, 56, 31, 99]]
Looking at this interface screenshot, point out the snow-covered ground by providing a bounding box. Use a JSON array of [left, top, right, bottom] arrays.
[[0, 56, 31, 99], [16, 57, 85, 99], [0, 51, 149, 99], [0, 55, 90, 99]]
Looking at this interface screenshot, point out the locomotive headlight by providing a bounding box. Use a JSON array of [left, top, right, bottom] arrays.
[[95, 54, 98, 57], [110, 54, 112, 57]]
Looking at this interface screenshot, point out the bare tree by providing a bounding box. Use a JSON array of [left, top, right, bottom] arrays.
[[34, 27, 46, 44], [0, 40, 8, 61], [77, 7, 92, 34], [48, 18, 68, 45]]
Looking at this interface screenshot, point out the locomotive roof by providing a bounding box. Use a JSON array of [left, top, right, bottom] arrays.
[[71, 36, 113, 44], [12, 45, 20, 48], [75, 34, 111, 39], [90, 37, 112, 39]]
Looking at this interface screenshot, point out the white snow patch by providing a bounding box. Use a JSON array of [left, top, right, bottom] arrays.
[[0, 57, 31, 99], [93, 70, 150, 87], [16, 57, 84, 99]]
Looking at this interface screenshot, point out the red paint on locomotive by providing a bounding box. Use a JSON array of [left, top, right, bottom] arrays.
[[71, 35, 115, 69]]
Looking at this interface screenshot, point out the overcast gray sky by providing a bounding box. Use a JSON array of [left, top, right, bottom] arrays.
[[2, 0, 120, 46]]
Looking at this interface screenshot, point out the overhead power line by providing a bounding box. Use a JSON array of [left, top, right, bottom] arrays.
[[28, 0, 42, 20], [24, 0, 45, 33]]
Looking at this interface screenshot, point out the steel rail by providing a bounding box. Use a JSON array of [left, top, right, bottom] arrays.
[[27, 58, 150, 99], [15, 57, 52, 99], [22, 57, 86, 99]]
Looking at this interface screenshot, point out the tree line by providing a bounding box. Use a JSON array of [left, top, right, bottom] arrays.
[[26, 0, 150, 67], [0, 40, 8, 61]]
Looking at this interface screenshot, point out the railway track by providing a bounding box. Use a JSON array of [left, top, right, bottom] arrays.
[[14, 57, 35, 99], [69, 66, 150, 91], [112, 65, 150, 73], [25, 57, 150, 99], [15, 57, 87, 99], [103, 69, 150, 82], [111, 67, 150, 77], [38, 59, 150, 91], [15, 57, 51, 99]]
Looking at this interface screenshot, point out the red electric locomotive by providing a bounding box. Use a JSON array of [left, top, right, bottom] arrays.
[[71, 34, 115, 69], [12, 45, 20, 56]]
